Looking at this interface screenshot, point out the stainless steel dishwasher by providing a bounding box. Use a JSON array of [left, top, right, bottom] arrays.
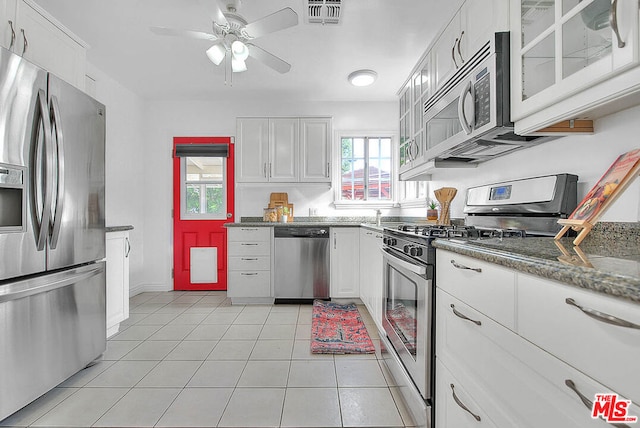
[[274, 227, 330, 303]]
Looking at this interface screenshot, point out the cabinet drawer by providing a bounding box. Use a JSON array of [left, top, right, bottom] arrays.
[[227, 227, 271, 242], [437, 288, 636, 428], [436, 251, 515, 329], [228, 241, 270, 256], [518, 273, 640, 405], [436, 358, 503, 428], [227, 271, 271, 298], [228, 256, 270, 271]]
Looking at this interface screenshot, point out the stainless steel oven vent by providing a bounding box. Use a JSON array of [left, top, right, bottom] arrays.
[[305, 0, 342, 24]]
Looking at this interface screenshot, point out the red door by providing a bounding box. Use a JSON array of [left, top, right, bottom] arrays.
[[173, 137, 234, 290]]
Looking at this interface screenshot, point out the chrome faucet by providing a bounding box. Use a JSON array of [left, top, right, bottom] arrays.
[[375, 209, 382, 227]]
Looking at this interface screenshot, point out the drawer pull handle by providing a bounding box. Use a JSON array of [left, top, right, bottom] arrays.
[[241, 273, 258, 276], [451, 304, 481, 326], [565, 380, 631, 428], [450, 384, 481, 422], [241, 258, 258, 261], [240, 228, 258, 231], [451, 259, 482, 273], [241, 243, 259, 246], [565, 298, 640, 329]]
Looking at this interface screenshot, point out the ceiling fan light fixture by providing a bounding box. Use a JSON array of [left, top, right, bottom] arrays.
[[231, 40, 249, 61], [206, 44, 226, 65], [232, 57, 247, 72], [348, 69, 377, 87]]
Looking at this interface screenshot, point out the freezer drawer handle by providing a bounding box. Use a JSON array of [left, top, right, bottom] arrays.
[[450, 384, 481, 422], [450, 304, 481, 326], [0, 266, 103, 303], [450, 259, 482, 273], [565, 298, 640, 329], [565, 380, 630, 428]]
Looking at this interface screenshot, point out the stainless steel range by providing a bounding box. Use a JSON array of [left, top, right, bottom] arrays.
[[380, 173, 578, 428]]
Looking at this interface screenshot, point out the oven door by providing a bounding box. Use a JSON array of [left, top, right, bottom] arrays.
[[381, 247, 433, 400]]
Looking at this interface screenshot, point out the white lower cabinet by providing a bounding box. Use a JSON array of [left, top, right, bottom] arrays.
[[106, 230, 130, 338], [330, 227, 360, 298], [227, 227, 273, 304], [435, 249, 640, 428], [358, 228, 383, 328]]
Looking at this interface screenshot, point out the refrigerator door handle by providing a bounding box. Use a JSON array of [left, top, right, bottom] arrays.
[[31, 89, 54, 251], [49, 96, 65, 249], [0, 264, 103, 303]]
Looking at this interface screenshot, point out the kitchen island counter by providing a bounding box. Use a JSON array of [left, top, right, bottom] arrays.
[[433, 233, 640, 304]]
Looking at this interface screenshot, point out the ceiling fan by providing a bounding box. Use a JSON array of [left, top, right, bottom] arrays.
[[150, 0, 298, 84]]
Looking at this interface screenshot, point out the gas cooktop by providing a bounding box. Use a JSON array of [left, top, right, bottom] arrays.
[[392, 224, 528, 239]]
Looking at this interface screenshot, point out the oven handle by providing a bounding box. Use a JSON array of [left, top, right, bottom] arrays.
[[381, 247, 426, 276]]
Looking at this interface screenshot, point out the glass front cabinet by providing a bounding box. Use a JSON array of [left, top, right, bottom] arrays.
[[511, 0, 639, 129], [399, 55, 431, 176]]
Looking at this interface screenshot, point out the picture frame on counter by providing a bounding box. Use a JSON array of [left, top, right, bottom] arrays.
[[555, 148, 640, 246]]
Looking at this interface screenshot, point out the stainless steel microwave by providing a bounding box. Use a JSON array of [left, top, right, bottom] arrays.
[[421, 32, 553, 166]]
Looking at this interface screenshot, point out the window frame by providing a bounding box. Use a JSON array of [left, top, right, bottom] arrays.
[[333, 131, 397, 209], [180, 156, 227, 220]]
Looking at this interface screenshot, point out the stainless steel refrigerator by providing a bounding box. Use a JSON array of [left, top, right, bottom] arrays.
[[0, 46, 106, 421]]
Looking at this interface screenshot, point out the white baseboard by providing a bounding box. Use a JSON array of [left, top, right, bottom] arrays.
[[129, 283, 172, 297]]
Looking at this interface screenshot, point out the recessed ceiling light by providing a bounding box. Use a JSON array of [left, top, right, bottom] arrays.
[[348, 69, 377, 87]]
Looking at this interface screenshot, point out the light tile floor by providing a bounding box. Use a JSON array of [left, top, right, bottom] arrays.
[[0, 291, 415, 428]]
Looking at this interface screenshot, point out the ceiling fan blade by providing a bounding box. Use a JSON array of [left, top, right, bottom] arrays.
[[243, 7, 298, 39], [246, 43, 291, 74], [150, 26, 218, 41], [199, 0, 229, 27]]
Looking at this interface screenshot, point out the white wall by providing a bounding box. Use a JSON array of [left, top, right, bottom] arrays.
[[140, 99, 398, 291], [87, 63, 146, 292], [422, 104, 640, 223]]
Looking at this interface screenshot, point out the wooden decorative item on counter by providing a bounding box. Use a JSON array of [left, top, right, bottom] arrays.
[[434, 187, 457, 225], [267, 192, 294, 222], [555, 148, 640, 246]]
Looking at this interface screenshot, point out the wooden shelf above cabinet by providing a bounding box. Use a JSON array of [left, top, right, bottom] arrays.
[[528, 119, 594, 136]]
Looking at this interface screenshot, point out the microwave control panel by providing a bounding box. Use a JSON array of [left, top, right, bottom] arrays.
[[474, 68, 491, 129]]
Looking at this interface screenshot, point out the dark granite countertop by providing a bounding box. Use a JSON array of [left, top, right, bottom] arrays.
[[106, 225, 134, 233], [433, 232, 640, 304]]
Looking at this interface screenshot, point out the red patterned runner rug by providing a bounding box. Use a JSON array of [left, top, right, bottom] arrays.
[[310, 300, 375, 354]]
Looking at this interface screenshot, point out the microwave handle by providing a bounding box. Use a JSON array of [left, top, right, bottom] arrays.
[[457, 80, 474, 135]]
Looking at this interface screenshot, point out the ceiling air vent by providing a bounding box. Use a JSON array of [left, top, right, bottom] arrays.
[[305, 0, 342, 25]]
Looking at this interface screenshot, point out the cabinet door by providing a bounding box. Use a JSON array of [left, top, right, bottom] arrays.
[[432, 12, 462, 91], [399, 82, 412, 173], [359, 229, 383, 328], [236, 118, 269, 183], [15, 0, 86, 89], [0, 0, 17, 50], [269, 118, 299, 182], [330, 227, 360, 298], [511, 0, 640, 123], [106, 231, 130, 337], [300, 117, 331, 182], [460, 0, 509, 64]]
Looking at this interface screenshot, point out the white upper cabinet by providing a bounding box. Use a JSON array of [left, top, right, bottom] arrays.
[[1, 0, 87, 89], [268, 118, 299, 182], [300, 117, 331, 182], [511, 0, 640, 133], [236, 116, 332, 183], [237, 118, 270, 183], [433, 0, 509, 92]]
